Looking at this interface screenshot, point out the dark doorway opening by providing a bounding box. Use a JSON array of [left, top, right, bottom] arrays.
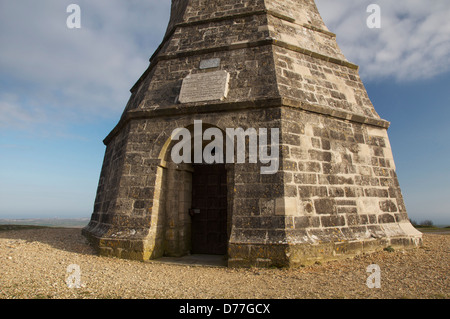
[[191, 164, 228, 255]]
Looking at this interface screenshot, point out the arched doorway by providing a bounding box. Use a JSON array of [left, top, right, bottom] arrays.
[[156, 122, 232, 258]]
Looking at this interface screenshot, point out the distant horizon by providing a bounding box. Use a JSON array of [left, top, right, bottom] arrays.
[[0, 216, 90, 220], [0, 214, 448, 227]]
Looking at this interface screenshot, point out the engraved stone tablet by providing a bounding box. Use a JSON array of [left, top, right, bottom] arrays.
[[199, 58, 221, 69], [179, 70, 230, 103]]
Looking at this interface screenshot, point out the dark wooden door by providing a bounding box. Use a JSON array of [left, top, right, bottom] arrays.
[[191, 164, 228, 255]]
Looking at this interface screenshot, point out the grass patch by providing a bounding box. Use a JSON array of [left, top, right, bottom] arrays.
[[383, 246, 395, 252]]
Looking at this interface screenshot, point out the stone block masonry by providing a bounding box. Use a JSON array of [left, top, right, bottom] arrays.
[[83, 0, 422, 268]]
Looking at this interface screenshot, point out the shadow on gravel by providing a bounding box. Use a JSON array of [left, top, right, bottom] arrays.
[[0, 225, 96, 256], [0, 225, 229, 267]]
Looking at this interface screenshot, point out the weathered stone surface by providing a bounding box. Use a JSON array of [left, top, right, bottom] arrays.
[[83, 0, 422, 268]]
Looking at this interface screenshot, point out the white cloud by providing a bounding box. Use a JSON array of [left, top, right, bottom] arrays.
[[316, 0, 450, 81], [0, 95, 47, 129], [0, 0, 170, 129]]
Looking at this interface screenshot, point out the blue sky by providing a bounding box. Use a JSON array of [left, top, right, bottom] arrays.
[[0, 1, 449, 225]]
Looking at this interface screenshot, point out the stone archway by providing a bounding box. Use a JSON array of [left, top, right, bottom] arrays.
[[155, 123, 232, 258]]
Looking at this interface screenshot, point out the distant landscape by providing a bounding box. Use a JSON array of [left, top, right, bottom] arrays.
[[412, 225, 450, 234], [0, 218, 89, 228], [0, 217, 448, 233], [409, 219, 450, 233]]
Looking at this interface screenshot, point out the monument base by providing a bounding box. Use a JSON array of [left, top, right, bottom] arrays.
[[228, 222, 422, 268]]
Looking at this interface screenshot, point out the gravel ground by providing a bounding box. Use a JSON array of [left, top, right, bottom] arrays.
[[0, 227, 448, 299]]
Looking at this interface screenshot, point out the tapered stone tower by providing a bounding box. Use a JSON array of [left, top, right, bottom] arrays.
[[83, 0, 422, 267]]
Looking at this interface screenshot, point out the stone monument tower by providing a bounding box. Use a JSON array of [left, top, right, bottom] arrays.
[[83, 0, 422, 267]]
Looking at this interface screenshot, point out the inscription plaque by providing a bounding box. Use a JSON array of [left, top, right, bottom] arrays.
[[200, 58, 221, 69], [179, 70, 230, 103]]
